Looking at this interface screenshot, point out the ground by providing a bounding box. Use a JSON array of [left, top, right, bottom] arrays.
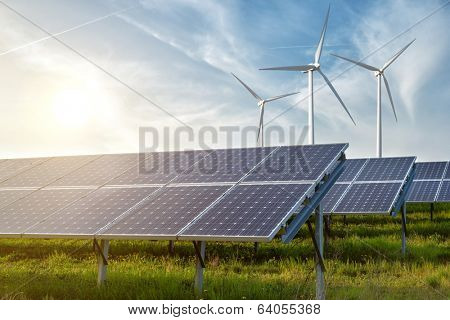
[[0, 204, 448, 299]]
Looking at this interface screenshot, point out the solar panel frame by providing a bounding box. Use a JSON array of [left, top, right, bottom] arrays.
[[413, 161, 447, 180], [406, 180, 441, 203], [436, 180, 450, 202]]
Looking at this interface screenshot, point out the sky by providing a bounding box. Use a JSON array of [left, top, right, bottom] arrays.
[[0, 0, 448, 161]]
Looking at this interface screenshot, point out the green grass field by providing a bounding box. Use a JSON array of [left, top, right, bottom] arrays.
[[0, 204, 448, 300]]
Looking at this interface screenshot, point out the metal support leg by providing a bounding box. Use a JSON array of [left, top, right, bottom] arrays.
[[343, 215, 347, 225], [193, 241, 206, 296], [315, 206, 325, 300], [254, 242, 259, 253], [430, 203, 434, 221], [95, 239, 109, 287], [168, 240, 175, 255], [401, 204, 407, 255], [324, 215, 331, 250]]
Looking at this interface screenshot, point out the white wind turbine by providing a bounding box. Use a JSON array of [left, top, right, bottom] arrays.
[[231, 73, 300, 147], [260, 5, 356, 145], [331, 39, 415, 157]]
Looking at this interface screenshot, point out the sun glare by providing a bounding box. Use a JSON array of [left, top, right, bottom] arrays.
[[52, 89, 93, 128]]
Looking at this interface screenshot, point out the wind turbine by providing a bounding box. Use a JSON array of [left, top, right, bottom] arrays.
[[260, 5, 356, 145], [331, 39, 415, 157], [231, 73, 300, 147]]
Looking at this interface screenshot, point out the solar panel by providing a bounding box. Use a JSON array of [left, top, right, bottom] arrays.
[[356, 157, 415, 181], [0, 189, 90, 236], [179, 183, 312, 240], [49, 154, 139, 187], [0, 156, 98, 188], [108, 151, 208, 186], [436, 181, 450, 202], [244, 144, 346, 182], [444, 162, 450, 180], [336, 159, 367, 182], [414, 162, 447, 180], [407, 180, 441, 203], [324, 157, 415, 214], [100, 185, 231, 239], [0, 157, 49, 182], [333, 183, 402, 214], [173, 148, 274, 184], [0, 189, 34, 209], [25, 187, 159, 237], [321, 183, 350, 213]]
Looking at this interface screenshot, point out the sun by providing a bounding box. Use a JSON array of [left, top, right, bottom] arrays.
[[52, 89, 93, 128]]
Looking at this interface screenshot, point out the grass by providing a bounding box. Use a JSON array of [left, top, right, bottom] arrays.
[[0, 204, 448, 299]]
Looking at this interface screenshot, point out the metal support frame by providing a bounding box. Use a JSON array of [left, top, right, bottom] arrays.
[[282, 158, 344, 243], [401, 204, 407, 255], [324, 215, 331, 249], [306, 220, 326, 272], [312, 205, 325, 299], [94, 239, 109, 286], [430, 203, 434, 221], [254, 242, 260, 253], [193, 241, 206, 296], [168, 240, 175, 255]]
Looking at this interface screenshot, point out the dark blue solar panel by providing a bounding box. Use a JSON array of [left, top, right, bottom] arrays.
[[244, 144, 346, 182], [108, 151, 208, 185], [322, 183, 350, 213], [444, 163, 450, 180], [25, 187, 159, 236], [436, 181, 450, 202], [407, 181, 440, 202], [414, 162, 447, 180], [100, 185, 230, 237], [173, 147, 274, 183], [0, 189, 90, 235], [333, 183, 402, 214], [336, 159, 367, 182], [356, 157, 415, 181], [180, 183, 312, 239]]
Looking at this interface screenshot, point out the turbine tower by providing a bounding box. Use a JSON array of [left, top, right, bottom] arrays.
[[231, 73, 300, 147], [260, 5, 356, 145], [331, 39, 415, 157]]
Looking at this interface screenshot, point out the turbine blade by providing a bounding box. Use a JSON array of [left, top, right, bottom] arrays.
[[330, 53, 379, 71], [381, 39, 416, 71], [317, 69, 356, 125], [382, 75, 398, 122], [315, 4, 330, 64], [257, 106, 265, 143], [265, 91, 300, 102], [259, 65, 314, 72], [231, 73, 262, 101]]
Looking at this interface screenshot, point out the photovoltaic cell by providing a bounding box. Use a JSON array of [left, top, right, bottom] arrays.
[[179, 184, 312, 240], [245, 144, 346, 182], [356, 157, 415, 182], [407, 181, 440, 202], [0, 157, 48, 182], [321, 183, 350, 213], [25, 187, 159, 236], [414, 162, 447, 180], [0, 189, 90, 235], [173, 148, 274, 183], [336, 159, 367, 182], [444, 163, 450, 180], [50, 154, 139, 187], [436, 181, 450, 202], [333, 183, 402, 214], [100, 185, 230, 238], [109, 151, 208, 185], [0, 156, 98, 188], [0, 189, 34, 209], [356, 157, 414, 182]]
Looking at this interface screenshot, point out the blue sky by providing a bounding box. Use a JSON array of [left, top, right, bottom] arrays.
[[0, 0, 448, 160]]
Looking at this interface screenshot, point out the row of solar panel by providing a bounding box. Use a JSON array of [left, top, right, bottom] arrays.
[[322, 157, 416, 214], [407, 161, 450, 203], [0, 144, 347, 241], [0, 144, 345, 188]]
